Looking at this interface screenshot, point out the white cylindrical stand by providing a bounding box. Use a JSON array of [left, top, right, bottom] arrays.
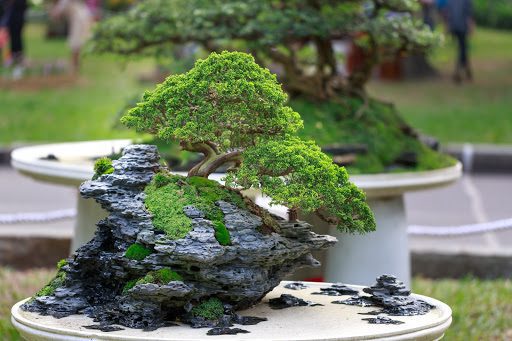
[[71, 195, 107, 252], [325, 196, 410, 286]]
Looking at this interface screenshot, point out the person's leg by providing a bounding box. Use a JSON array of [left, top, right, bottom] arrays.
[[71, 48, 80, 75], [452, 31, 464, 83], [8, 11, 25, 64], [460, 32, 472, 80]]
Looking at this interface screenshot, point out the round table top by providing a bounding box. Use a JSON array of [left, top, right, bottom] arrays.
[[12, 281, 452, 341], [11, 140, 461, 197]]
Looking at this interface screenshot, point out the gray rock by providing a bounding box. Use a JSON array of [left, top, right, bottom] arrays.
[[22, 144, 337, 331]]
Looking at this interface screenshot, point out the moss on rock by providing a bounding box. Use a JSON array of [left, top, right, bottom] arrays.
[[92, 157, 114, 180], [122, 268, 183, 294], [212, 221, 231, 246], [191, 297, 224, 320], [125, 243, 152, 261], [144, 173, 243, 241], [34, 260, 67, 297]]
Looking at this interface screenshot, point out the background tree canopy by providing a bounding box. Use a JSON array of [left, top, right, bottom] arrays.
[[91, 0, 438, 98], [96, 0, 455, 174]]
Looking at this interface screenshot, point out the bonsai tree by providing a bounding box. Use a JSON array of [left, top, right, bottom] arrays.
[[92, 0, 456, 174], [124, 51, 375, 233]]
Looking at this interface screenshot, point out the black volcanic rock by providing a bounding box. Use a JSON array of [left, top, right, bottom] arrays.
[[312, 283, 359, 296], [22, 144, 336, 332], [334, 275, 434, 317], [284, 282, 308, 290], [268, 294, 323, 309]]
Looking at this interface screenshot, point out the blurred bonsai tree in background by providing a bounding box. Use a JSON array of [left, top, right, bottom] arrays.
[[93, 0, 456, 174], [124, 51, 375, 232]]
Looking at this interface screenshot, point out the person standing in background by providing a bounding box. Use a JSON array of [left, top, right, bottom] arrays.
[[443, 0, 475, 83], [51, 0, 92, 75], [0, 0, 28, 76]]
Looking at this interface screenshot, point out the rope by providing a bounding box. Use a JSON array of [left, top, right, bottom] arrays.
[[0, 209, 76, 224], [408, 218, 512, 236], [1, 208, 512, 237]]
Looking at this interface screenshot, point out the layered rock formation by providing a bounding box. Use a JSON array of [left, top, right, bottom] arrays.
[[22, 145, 336, 331]]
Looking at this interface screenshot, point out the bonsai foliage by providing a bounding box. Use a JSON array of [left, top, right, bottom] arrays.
[[124, 51, 375, 233], [92, 0, 437, 97]]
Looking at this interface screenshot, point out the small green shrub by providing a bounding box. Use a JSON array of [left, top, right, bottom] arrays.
[[93, 157, 114, 180], [125, 243, 152, 261], [212, 221, 231, 246], [191, 297, 224, 320]]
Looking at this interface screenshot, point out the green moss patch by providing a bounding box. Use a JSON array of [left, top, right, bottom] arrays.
[[122, 268, 183, 294], [125, 243, 153, 261], [34, 260, 67, 297], [191, 297, 224, 320], [212, 221, 231, 246], [144, 173, 243, 241], [92, 157, 114, 180], [292, 97, 457, 174]]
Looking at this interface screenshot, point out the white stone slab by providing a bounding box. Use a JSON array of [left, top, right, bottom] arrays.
[[12, 281, 451, 341]]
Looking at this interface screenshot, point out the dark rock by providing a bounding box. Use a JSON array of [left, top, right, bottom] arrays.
[[233, 315, 268, 325], [268, 294, 323, 310], [84, 324, 125, 332], [363, 275, 434, 316], [207, 327, 250, 336], [21, 144, 336, 333], [332, 296, 375, 307], [311, 283, 359, 296], [284, 282, 308, 290], [362, 315, 404, 325], [40, 154, 59, 161], [392, 151, 418, 168]]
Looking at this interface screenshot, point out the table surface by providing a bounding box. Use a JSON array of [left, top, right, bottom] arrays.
[[12, 281, 452, 341]]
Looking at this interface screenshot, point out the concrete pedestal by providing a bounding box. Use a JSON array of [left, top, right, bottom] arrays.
[[11, 281, 452, 341], [71, 195, 107, 252], [325, 196, 409, 286]]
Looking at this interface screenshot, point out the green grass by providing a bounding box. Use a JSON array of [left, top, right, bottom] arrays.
[[413, 277, 512, 340], [1, 267, 510, 340], [0, 23, 149, 145], [368, 28, 512, 145]]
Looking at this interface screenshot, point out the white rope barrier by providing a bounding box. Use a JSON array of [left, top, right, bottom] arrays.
[[1, 208, 512, 237], [0, 209, 76, 224], [408, 218, 512, 236]]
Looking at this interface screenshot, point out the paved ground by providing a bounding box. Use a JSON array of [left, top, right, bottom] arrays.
[[1, 166, 511, 255]]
